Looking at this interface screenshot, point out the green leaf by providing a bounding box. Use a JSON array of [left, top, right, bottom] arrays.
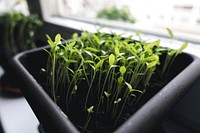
[[84, 50, 93, 58], [118, 77, 123, 84], [147, 60, 158, 68], [55, 34, 61, 44], [115, 46, 120, 57], [46, 34, 55, 48], [47, 40, 55, 49], [119, 53, 125, 56], [136, 30, 141, 36], [85, 47, 100, 52], [68, 40, 76, 48], [130, 94, 136, 98], [74, 85, 77, 91], [87, 106, 94, 114], [120, 66, 126, 76], [104, 91, 111, 98], [67, 60, 78, 63], [125, 82, 133, 92], [167, 28, 174, 38], [169, 50, 177, 55], [72, 85, 78, 94], [179, 42, 188, 51], [40, 68, 46, 73], [92, 34, 100, 44], [109, 54, 115, 67], [145, 55, 159, 62], [121, 56, 127, 65], [81, 31, 88, 40], [72, 33, 78, 39], [95, 59, 104, 69], [110, 65, 119, 68], [127, 56, 135, 61], [133, 89, 143, 94], [146, 40, 160, 51], [90, 64, 96, 71], [114, 98, 121, 104], [84, 60, 95, 64]]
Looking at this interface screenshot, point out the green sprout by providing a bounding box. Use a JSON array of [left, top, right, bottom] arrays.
[[161, 28, 188, 78], [45, 29, 187, 132]]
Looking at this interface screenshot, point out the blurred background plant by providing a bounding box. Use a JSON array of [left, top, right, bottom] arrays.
[[0, 0, 42, 58], [96, 6, 135, 23], [0, 0, 42, 94], [0, 11, 42, 57]]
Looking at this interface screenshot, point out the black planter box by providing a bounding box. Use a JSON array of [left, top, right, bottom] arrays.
[[11, 45, 200, 133]]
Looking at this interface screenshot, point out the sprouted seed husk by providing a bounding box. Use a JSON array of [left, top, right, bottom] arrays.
[[45, 29, 187, 133]]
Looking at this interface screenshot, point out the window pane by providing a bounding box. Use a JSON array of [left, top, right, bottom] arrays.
[[0, 0, 29, 15], [56, 0, 200, 36]]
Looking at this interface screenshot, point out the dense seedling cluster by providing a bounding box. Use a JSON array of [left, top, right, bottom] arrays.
[[46, 30, 187, 132]]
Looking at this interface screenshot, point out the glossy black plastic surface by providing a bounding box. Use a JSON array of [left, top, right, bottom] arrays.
[[11, 46, 200, 133]]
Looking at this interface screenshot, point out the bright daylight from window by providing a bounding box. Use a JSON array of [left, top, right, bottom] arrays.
[[0, 0, 28, 15], [56, 0, 200, 38]]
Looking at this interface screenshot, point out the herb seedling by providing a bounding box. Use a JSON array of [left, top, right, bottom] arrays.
[[45, 30, 187, 132], [160, 28, 188, 78]]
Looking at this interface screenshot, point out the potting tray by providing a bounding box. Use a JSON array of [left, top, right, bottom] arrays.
[[11, 45, 200, 133]]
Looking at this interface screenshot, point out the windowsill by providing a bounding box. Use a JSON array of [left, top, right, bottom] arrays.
[[45, 16, 200, 43], [44, 16, 200, 57], [0, 92, 39, 133]]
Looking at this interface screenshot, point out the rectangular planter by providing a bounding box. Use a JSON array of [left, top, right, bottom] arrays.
[[11, 45, 200, 133]]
